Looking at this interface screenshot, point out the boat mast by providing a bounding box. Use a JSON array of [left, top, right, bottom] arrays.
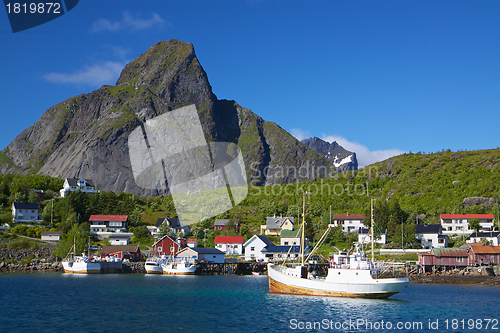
[[301, 193, 306, 265], [370, 198, 375, 264]]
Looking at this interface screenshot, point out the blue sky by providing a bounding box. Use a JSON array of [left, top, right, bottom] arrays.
[[1, 1, 499, 167]]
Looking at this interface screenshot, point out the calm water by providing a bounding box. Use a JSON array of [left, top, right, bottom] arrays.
[[0, 274, 499, 332]]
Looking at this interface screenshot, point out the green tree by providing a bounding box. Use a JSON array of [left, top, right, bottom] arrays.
[[468, 218, 481, 233]]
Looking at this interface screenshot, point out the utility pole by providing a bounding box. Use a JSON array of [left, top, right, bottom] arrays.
[[401, 217, 404, 250]]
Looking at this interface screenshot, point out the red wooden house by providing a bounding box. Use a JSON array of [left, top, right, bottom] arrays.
[[152, 235, 186, 256], [467, 243, 500, 265]]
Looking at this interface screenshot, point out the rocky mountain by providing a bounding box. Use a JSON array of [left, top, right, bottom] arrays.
[[0, 39, 334, 195], [301, 137, 358, 172]]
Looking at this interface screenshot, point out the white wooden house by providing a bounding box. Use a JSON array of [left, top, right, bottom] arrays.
[[41, 231, 62, 242], [12, 202, 43, 224], [89, 215, 132, 245], [214, 236, 244, 255], [466, 232, 500, 246], [440, 214, 495, 235], [357, 228, 387, 244], [416, 224, 448, 249], [243, 235, 275, 261], [59, 178, 99, 198], [176, 247, 225, 264], [332, 214, 365, 233]]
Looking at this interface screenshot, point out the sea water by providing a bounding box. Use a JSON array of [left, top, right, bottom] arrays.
[[0, 274, 498, 332]]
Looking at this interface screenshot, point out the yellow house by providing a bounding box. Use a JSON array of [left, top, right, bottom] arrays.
[[260, 216, 294, 236]]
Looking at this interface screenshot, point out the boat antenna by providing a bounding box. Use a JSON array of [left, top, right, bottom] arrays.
[[301, 193, 306, 265], [370, 198, 375, 264]]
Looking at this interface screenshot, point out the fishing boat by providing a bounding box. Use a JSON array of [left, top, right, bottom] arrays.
[[268, 197, 409, 299], [161, 245, 196, 275], [145, 255, 167, 274], [161, 258, 196, 275], [62, 236, 101, 274]]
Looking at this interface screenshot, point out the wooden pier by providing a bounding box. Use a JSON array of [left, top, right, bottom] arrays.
[[196, 262, 268, 275]]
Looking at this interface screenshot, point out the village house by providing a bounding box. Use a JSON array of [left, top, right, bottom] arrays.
[[357, 228, 387, 245], [214, 219, 240, 232], [260, 216, 294, 236], [214, 236, 244, 255], [176, 247, 225, 264], [59, 178, 99, 198], [440, 214, 495, 235], [332, 214, 364, 233], [467, 243, 500, 266], [262, 245, 303, 262], [12, 202, 43, 224], [280, 229, 305, 246], [418, 248, 469, 273], [243, 235, 275, 261], [40, 230, 62, 242], [466, 232, 500, 246], [149, 217, 190, 236], [415, 224, 448, 249], [187, 238, 198, 248], [152, 235, 186, 256], [89, 215, 132, 245], [100, 246, 143, 261]]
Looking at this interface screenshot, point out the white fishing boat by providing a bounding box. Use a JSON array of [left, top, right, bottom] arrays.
[[62, 237, 101, 274], [161, 258, 196, 275], [268, 197, 409, 299], [160, 244, 196, 275], [145, 256, 166, 274]]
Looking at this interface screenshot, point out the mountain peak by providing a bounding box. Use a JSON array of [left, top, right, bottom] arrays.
[[301, 137, 358, 171], [116, 39, 214, 104]]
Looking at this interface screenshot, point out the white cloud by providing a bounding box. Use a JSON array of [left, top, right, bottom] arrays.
[[290, 128, 311, 141], [43, 61, 126, 86], [91, 11, 165, 32], [321, 134, 406, 167]]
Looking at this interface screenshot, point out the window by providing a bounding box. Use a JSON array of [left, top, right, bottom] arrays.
[[457, 257, 463, 262], [157, 247, 162, 252], [251, 247, 255, 251], [284, 242, 289, 245], [234, 245, 238, 249], [109, 221, 122, 227]]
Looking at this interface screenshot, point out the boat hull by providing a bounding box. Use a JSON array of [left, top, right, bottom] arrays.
[[62, 261, 101, 274], [268, 264, 408, 299], [161, 261, 196, 275]]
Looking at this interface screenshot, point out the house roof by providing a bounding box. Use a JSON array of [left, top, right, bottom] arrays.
[[416, 224, 441, 234], [156, 218, 165, 227], [333, 214, 364, 220], [152, 235, 179, 247], [440, 214, 495, 219], [66, 178, 95, 187], [214, 236, 244, 244], [265, 217, 294, 229], [187, 238, 197, 242], [280, 230, 301, 238], [243, 235, 275, 248], [431, 248, 468, 257], [182, 247, 225, 254], [13, 202, 39, 210], [468, 243, 500, 254], [466, 232, 500, 239], [215, 219, 230, 226], [100, 246, 140, 254], [89, 215, 128, 222], [262, 245, 301, 253], [40, 231, 62, 236]]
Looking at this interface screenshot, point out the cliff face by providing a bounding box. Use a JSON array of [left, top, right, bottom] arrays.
[[301, 137, 358, 172], [0, 39, 332, 194]]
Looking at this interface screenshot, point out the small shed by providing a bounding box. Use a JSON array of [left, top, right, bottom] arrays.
[[100, 246, 143, 261], [41, 231, 62, 242], [467, 243, 500, 265]]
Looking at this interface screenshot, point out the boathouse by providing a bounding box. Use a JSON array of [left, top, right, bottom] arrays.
[[467, 243, 500, 265], [100, 246, 143, 261], [418, 248, 469, 273], [176, 247, 225, 264]]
